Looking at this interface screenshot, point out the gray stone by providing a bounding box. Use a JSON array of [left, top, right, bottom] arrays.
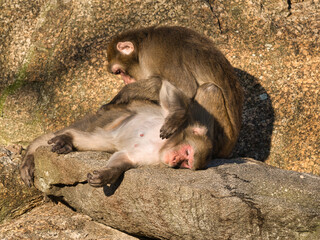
[[0, 202, 138, 240], [34, 147, 320, 240]]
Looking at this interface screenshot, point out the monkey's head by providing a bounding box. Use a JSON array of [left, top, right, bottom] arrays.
[[107, 40, 137, 84], [107, 29, 150, 85], [160, 124, 212, 170]]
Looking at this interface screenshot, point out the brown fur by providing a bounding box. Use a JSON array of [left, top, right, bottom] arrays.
[[105, 26, 243, 157]]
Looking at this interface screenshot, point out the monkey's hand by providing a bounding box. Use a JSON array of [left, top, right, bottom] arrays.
[[160, 120, 178, 139], [98, 103, 112, 112], [48, 134, 74, 154], [160, 113, 188, 139], [20, 154, 35, 187], [99, 77, 162, 111]]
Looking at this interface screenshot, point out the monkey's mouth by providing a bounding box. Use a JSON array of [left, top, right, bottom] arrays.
[[114, 69, 136, 85]]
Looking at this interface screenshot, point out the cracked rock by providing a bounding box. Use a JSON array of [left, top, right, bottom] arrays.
[[33, 147, 320, 240]]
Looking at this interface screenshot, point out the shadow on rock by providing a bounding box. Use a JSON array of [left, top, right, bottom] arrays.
[[103, 174, 124, 196], [232, 68, 275, 161], [207, 158, 248, 168]]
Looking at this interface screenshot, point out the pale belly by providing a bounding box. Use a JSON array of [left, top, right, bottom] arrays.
[[113, 112, 167, 165]]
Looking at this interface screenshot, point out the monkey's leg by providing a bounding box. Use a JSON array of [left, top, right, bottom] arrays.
[[20, 133, 55, 187], [87, 151, 134, 187], [193, 83, 235, 158]]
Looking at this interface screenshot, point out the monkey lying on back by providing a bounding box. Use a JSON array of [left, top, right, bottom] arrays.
[[20, 80, 212, 187]]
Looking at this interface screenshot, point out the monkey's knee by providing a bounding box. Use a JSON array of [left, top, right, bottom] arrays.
[[197, 83, 221, 98]]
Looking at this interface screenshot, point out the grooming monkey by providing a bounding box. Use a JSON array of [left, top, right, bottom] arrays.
[[20, 80, 212, 187], [104, 25, 243, 159]]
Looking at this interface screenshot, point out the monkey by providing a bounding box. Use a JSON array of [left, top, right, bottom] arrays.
[[20, 80, 212, 187], [103, 25, 243, 160]]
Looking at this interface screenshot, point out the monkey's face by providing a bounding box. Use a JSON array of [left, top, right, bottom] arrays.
[[160, 124, 212, 170], [161, 142, 195, 169], [107, 40, 139, 85]]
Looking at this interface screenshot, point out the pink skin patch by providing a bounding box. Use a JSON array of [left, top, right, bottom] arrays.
[[120, 72, 136, 84], [111, 65, 136, 85], [164, 145, 194, 169]]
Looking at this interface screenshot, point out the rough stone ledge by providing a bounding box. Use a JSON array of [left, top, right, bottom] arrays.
[[34, 147, 320, 240]]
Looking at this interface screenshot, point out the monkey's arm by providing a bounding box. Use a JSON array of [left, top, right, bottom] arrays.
[[159, 81, 191, 138], [101, 77, 191, 138], [99, 76, 162, 111], [48, 109, 134, 154]]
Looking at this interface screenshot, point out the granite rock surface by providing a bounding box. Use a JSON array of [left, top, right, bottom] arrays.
[[0, 0, 319, 174], [31, 147, 320, 240]]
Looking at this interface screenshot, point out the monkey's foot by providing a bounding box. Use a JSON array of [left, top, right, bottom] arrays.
[[48, 134, 74, 154], [87, 168, 123, 188], [20, 155, 35, 187]]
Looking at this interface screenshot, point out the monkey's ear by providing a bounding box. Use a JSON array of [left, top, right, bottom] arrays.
[[192, 125, 208, 136], [116, 41, 135, 55]]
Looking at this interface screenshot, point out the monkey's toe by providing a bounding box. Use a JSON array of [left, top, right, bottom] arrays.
[[56, 145, 73, 154], [20, 166, 34, 187], [49, 135, 74, 154], [87, 172, 105, 188], [87, 168, 121, 187], [20, 155, 35, 187]]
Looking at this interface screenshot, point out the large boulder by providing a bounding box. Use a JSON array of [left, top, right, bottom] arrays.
[[0, 0, 319, 175], [1, 0, 319, 237], [34, 147, 320, 240], [0, 202, 138, 240]]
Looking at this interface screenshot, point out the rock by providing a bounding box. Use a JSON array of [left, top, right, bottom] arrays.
[[0, 202, 138, 240], [0, 145, 43, 223], [0, 0, 319, 176], [34, 147, 320, 240]]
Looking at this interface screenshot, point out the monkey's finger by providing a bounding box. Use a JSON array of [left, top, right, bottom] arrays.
[[160, 126, 177, 139], [51, 142, 64, 152], [87, 172, 93, 180], [56, 145, 73, 154], [48, 136, 59, 144], [22, 177, 32, 187], [87, 172, 104, 188], [21, 170, 34, 187]]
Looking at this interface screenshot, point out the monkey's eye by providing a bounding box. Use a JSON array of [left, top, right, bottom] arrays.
[[186, 149, 190, 156], [114, 70, 122, 75]]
